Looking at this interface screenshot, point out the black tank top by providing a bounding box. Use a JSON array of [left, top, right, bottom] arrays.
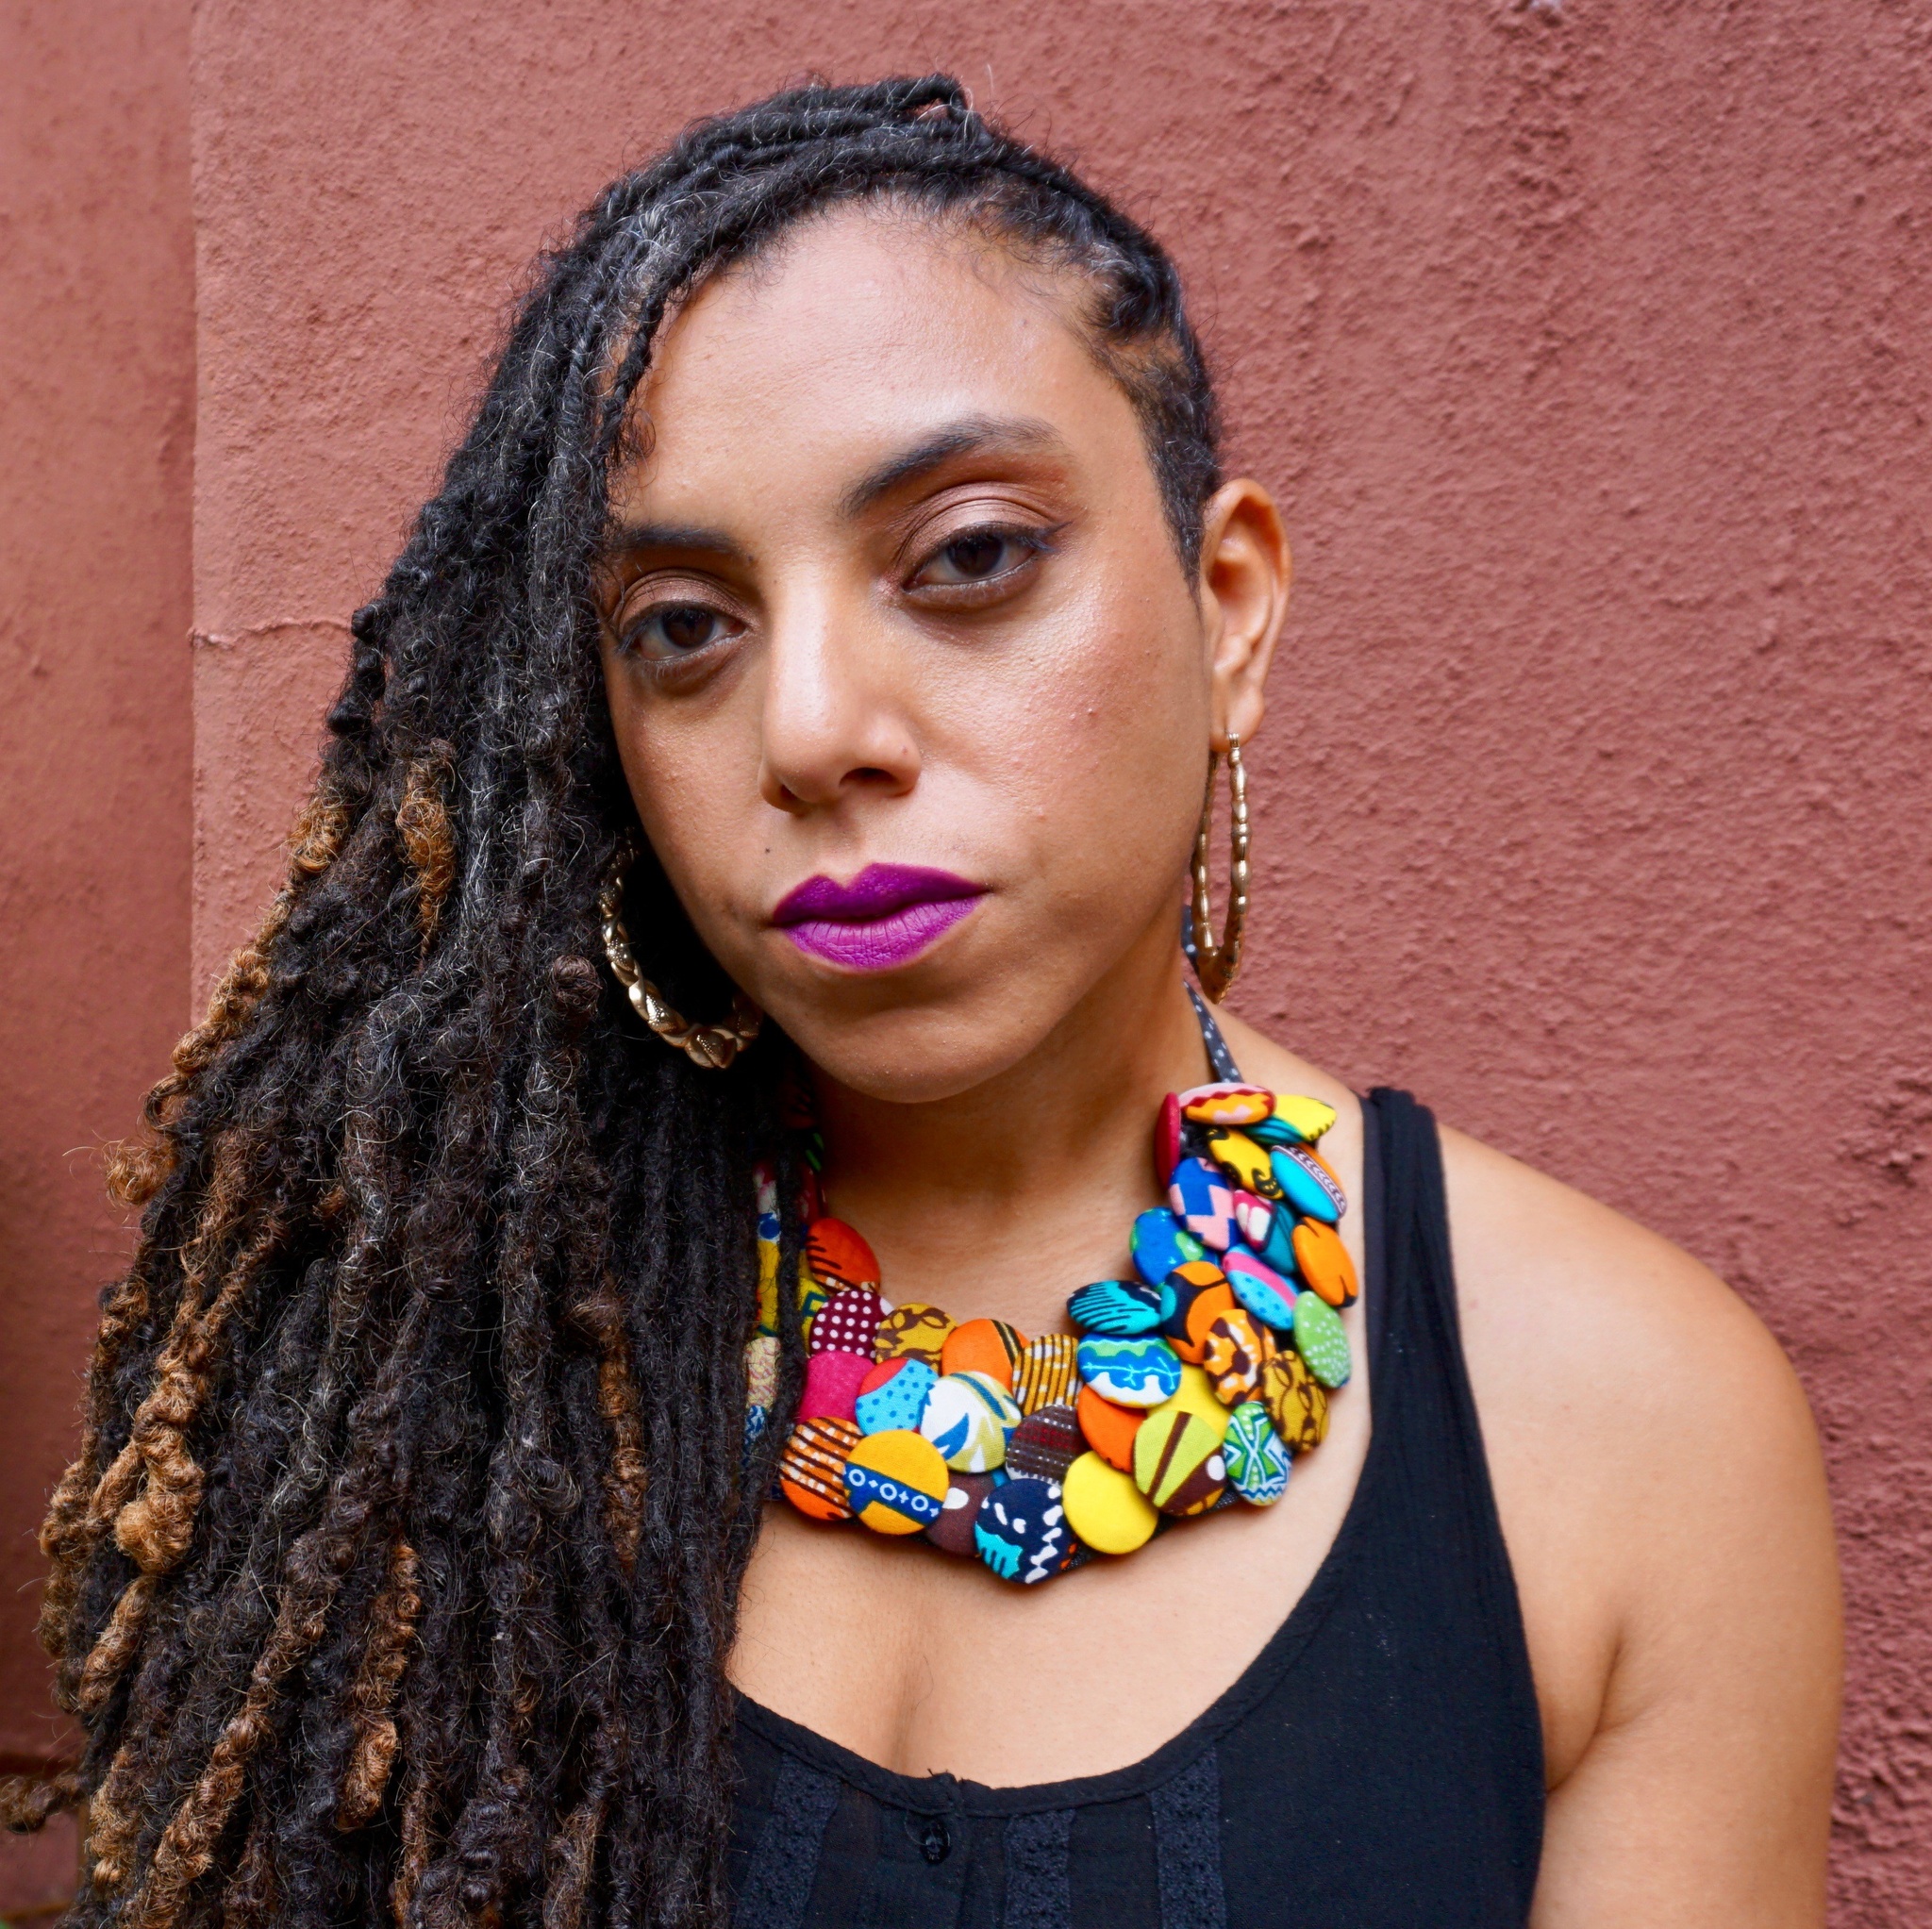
[[727, 1089, 1545, 1927]]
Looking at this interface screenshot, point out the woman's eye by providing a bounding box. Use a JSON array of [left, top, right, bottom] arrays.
[[621, 601, 739, 660], [912, 526, 1046, 590]]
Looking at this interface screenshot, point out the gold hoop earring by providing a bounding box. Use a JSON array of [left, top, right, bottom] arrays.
[[598, 859, 763, 1071], [1190, 734, 1249, 1004]]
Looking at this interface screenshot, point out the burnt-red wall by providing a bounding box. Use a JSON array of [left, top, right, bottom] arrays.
[[5, 2, 1927, 1920], [0, 0, 194, 1909]]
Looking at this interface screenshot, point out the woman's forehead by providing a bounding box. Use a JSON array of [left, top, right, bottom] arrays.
[[622, 206, 1141, 510]]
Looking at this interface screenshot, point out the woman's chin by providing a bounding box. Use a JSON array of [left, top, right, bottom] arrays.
[[744, 895, 1180, 1105], [763, 965, 1087, 1106]]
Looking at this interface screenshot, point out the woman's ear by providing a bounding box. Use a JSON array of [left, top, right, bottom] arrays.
[[1197, 479, 1291, 751]]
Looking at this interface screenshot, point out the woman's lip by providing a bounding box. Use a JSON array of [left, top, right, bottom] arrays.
[[783, 896, 981, 972], [772, 864, 987, 973], [772, 863, 986, 925]]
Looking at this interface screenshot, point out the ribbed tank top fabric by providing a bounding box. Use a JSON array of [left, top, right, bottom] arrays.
[[727, 1089, 1545, 1927]]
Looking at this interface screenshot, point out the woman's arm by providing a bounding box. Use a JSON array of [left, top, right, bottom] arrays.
[[1445, 1129, 1842, 1926]]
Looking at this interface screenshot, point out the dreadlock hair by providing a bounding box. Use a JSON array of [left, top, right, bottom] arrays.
[[2, 74, 1222, 1929]]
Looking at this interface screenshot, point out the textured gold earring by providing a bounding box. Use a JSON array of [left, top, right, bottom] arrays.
[[598, 858, 763, 1070], [1190, 734, 1249, 1004]]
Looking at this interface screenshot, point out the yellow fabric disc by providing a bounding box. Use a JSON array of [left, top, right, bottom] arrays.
[[844, 1428, 951, 1536], [1150, 1363, 1231, 1439], [1061, 1451, 1158, 1555]]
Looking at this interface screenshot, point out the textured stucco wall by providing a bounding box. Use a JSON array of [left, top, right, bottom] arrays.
[[5, 0, 1924, 1919], [0, 0, 194, 1909]]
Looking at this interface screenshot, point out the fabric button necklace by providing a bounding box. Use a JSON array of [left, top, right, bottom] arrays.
[[749, 1010, 1356, 1583]]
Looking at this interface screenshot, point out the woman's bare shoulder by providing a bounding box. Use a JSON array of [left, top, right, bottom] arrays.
[[1216, 1021, 1838, 1911], [1440, 1122, 1840, 1918], [1437, 1120, 1823, 1532], [1215, 1016, 1824, 1650]]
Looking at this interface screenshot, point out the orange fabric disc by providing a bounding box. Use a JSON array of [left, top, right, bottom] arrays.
[[807, 1216, 881, 1290], [1076, 1382, 1144, 1472], [777, 1416, 861, 1522], [1174, 1283, 1238, 1364], [1291, 1219, 1358, 1308], [941, 1316, 1028, 1388]]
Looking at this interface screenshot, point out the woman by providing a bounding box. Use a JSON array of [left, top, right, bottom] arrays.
[[8, 75, 1839, 1929]]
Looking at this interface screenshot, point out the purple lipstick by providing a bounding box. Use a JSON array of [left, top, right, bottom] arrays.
[[773, 864, 986, 972]]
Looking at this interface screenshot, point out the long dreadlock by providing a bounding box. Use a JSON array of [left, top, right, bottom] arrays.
[[2, 75, 1221, 1928]]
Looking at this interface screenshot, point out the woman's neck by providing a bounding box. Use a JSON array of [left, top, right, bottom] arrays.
[[809, 920, 1215, 1335]]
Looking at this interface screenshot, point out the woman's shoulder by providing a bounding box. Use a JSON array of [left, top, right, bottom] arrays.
[[1437, 1118, 1824, 1558], [1437, 1118, 1810, 1452], [1436, 1119, 1840, 1851], [1223, 1012, 1838, 1852], [1209, 1013, 1820, 1587]]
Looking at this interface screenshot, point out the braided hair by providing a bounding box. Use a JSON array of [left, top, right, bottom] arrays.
[[3, 75, 1221, 1929]]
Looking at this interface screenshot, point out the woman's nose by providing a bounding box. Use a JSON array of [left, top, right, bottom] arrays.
[[757, 587, 920, 815]]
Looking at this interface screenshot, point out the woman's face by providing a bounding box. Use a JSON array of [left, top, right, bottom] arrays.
[[598, 205, 1286, 1103]]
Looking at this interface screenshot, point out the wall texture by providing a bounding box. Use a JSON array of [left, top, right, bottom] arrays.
[[4, 0, 1925, 1920], [0, 0, 194, 1911]]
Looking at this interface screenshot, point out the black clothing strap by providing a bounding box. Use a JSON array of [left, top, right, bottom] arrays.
[[728, 1089, 1545, 1926]]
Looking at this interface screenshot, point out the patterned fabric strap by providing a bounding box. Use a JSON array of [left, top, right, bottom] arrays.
[[1186, 982, 1242, 1083]]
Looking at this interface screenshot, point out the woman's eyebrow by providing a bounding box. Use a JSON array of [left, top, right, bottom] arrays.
[[602, 521, 751, 562], [839, 414, 1068, 520]]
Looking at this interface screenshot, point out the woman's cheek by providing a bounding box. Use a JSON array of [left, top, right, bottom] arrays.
[[626, 737, 758, 950], [991, 655, 1204, 948]]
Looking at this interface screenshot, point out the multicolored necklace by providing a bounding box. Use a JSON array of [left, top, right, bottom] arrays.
[[746, 1019, 1356, 1585]]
